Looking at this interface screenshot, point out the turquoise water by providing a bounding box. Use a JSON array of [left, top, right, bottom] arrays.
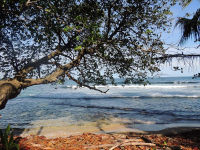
[[1, 76, 200, 131]]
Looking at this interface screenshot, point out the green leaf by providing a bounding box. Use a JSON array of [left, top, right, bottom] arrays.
[[145, 29, 153, 34], [8, 132, 14, 149], [0, 124, 20, 150], [5, 138, 8, 150], [75, 16, 82, 21], [57, 80, 62, 84], [5, 124, 10, 137], [63, 26, 72, 32], [45, 9, 50, 12], [11, 143, 20, 150], [75, 46, 82, 50], [76, 36, 80, 41]]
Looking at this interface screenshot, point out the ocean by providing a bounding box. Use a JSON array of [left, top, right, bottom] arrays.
[[1, 76, 200, 134]]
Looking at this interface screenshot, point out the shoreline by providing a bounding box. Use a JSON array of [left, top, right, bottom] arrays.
[[11, 122, 200, 139], [13, 123, 141, 139]]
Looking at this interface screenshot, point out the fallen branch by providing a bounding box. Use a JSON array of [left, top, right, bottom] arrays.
[[84, 142, 156, 149], [84, 144, 118, 149], [117, 139, 142, 143], [109, 142, 156, 150]]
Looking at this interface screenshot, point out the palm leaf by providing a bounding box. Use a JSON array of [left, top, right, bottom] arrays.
[[179, 0, 193, 9], [175, 8, 200, 45]]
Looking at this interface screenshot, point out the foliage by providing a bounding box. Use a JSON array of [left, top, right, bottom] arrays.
[[175, 0, 200, 46], [0, 0, 176, 80], [0, 0, 179, 109], [173, 0, 200, 78], [175, 8, 200, 46], [0, 124, 19, 150]]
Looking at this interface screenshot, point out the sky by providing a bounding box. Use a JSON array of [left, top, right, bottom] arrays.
[[160, 0, 200, 77]]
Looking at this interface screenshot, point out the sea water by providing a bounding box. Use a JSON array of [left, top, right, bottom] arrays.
[[0, 76, 200, 132]]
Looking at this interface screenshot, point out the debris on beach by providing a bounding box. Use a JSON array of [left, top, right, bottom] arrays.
[[1, 130, 200, 150]]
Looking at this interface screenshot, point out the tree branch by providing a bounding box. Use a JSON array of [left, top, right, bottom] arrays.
[[23, 48, 87, 87], [0, 79, 23, 109], [65, 71, 109, 93], [108, 14, 127, 40], [156, 54, 200, 60], [0, 48, 86, 109], [106, 0, 119, 36]]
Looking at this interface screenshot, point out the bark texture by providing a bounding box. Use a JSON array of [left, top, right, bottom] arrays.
[[0, 80, 22, 109]]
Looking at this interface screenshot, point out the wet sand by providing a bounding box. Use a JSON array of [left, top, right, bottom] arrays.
[[14, 123, 141, 138], [12, 121, 200, 139]]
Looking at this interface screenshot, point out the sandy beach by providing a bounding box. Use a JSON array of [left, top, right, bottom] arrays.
[[2, 125, 198, 150], [1, 122, 197, 150], [14, 122, 143, 139], [12, 121, 200, 139]]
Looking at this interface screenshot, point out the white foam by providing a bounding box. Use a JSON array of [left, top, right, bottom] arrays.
[[88, 85, 188, 88], [131, 119, 156, 124]]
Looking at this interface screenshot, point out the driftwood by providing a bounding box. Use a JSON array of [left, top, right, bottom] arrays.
[[83, 138, 156, 149], [109, 142, 156, 150]]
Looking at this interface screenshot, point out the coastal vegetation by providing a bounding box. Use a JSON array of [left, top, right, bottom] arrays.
[[0, 124, 19, 150]]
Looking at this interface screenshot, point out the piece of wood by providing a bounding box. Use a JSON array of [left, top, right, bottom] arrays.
[[84, 143, 119, 149], [118, 139, 143, 143], [109, 142, 156, 150], [84, 142, 156, 149]]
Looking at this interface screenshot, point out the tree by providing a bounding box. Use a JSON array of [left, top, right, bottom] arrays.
[[159, 0, 200, 68], [175, 0, 200, 46], [0, 0, 176, 109], [175, 8, 200, 46]]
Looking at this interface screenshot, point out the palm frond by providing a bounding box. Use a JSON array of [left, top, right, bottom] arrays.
[[179, 0, 193, 9], [175, 8, 200, 45]]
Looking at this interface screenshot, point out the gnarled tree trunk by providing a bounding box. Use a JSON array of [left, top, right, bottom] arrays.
[[0, 79, 22, 109]]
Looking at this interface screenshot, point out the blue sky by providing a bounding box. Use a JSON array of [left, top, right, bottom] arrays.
[[160, 0, 200, 77]]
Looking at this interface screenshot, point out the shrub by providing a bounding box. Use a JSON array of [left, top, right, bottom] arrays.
[[0, 124, 19, 150]]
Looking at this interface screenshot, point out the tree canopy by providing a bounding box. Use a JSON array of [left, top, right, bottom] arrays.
[[0, 0, 177, 109]]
